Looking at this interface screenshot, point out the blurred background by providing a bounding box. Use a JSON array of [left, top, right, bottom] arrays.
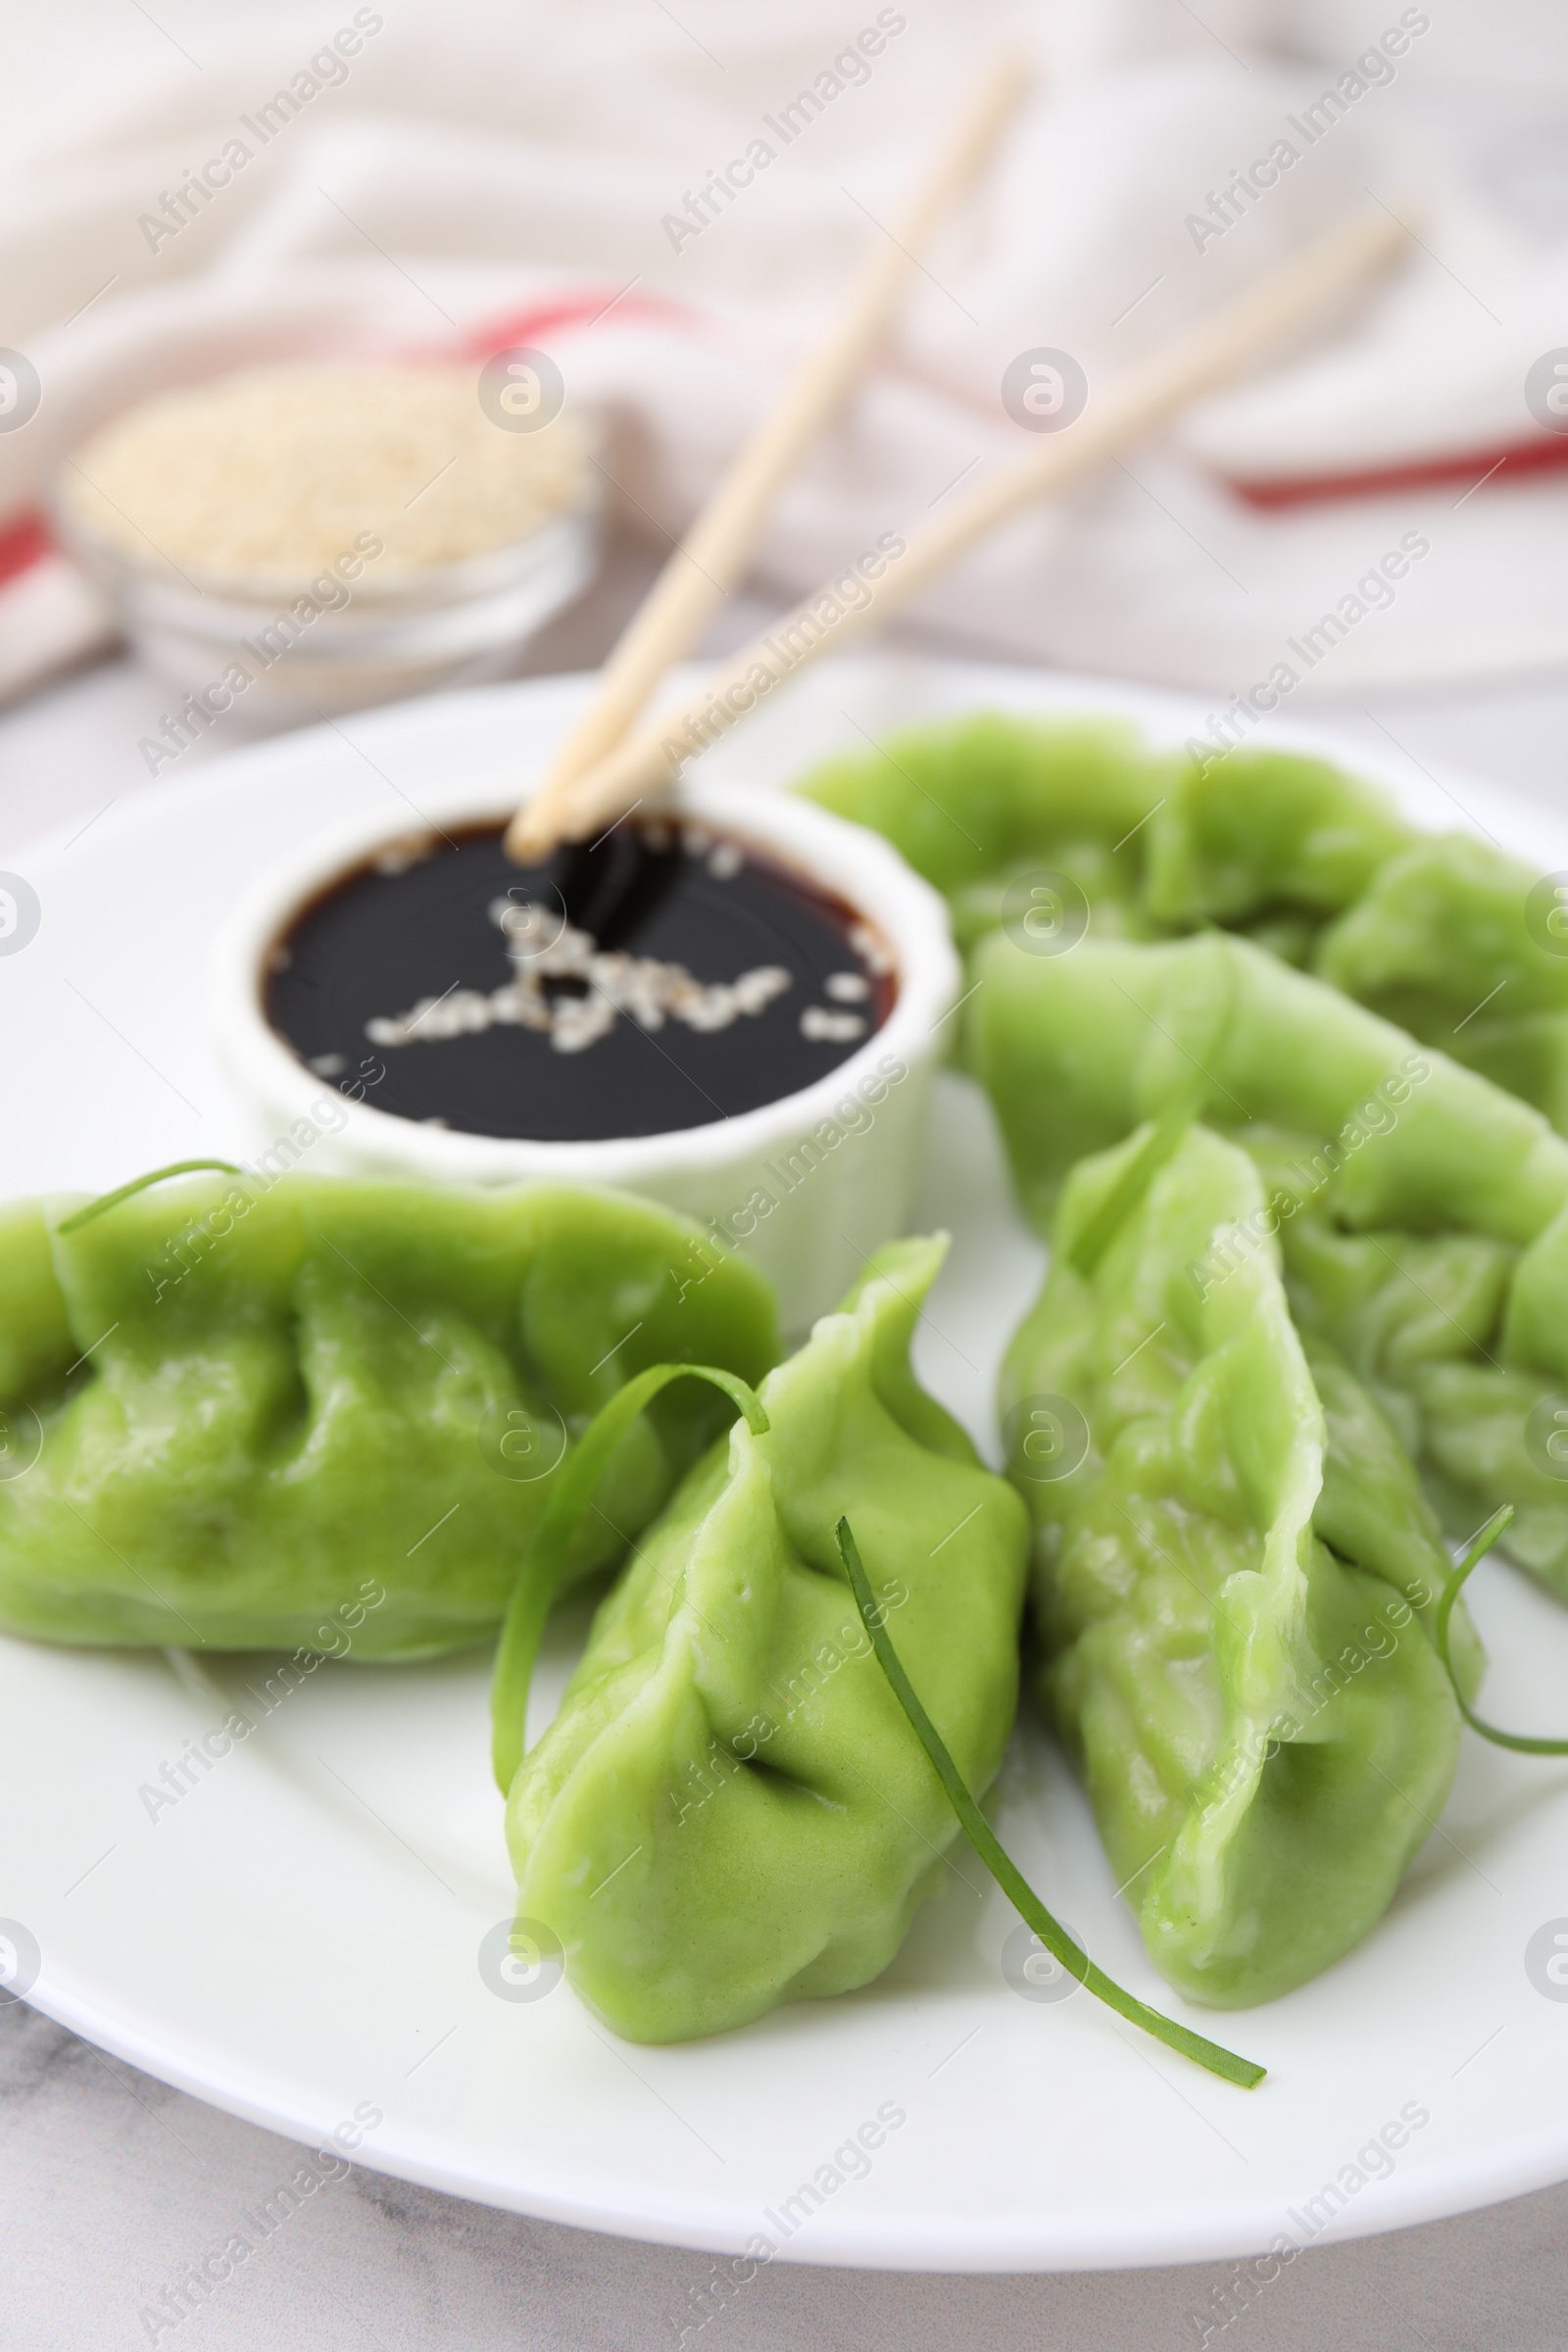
[[6, 0, 1568, 849]]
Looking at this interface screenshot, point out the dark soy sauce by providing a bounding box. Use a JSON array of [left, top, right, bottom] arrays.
[[266, 821, 896, 1142]]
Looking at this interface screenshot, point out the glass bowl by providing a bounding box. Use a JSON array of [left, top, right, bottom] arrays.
[[51, 475, 602, 719]]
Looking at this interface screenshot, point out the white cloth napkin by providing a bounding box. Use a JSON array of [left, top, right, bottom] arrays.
[[3, 0, 1567, 709]]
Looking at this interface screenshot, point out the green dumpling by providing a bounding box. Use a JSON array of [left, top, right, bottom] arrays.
[[969, 925, 1568, 1602], [1141, 743, 1414, 939], [1265, 1183, 1568, 1598], [1314, 833, 1568, 1129], [799, 711, 1568, 1131], [798, 715, 1417, 962], [968, 926, 1568, 1237], [801, 710, 1176, 954], [501, 1237, 1030, 2043], [0, 1172, 777, 1656], [1003, 1123, 1470, 2008]]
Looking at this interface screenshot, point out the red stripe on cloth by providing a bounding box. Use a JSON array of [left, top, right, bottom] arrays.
[[1227, 431, 1568, 511], [0, 509, 52, 587], [456, 290, 708, 360]]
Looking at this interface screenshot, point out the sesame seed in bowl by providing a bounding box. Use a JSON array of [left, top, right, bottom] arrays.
[[54, 361, 602, 718]]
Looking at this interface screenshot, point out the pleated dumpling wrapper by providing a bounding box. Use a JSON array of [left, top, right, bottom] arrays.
[[801, 710, 1412, 963], [971, 927, 1568, 1601], [802, 711, 1568, 1133], [0, 1172, 777, 1656], [1002, 1122, 1471, 2009], [502, 1236, 1030, 2043]]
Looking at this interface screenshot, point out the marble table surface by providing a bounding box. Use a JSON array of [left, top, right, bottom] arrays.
[[6, 551, 1568, 2349]]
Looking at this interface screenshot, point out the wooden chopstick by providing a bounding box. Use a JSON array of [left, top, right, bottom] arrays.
[[505, 48, 1031, 863], [525, 200, 1410, 849]]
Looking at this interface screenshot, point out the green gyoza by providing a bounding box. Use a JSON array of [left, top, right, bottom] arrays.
[[1316, 836, 1568, 1131], [1003, 1121, 1475, 2006], [973, 927, 1568, 1599], [1254, 1156, 1568, 1599], [802, 712, 1177, 956], [500, 1238, 1030, 2043], [0, 1172, 777, 1655], [802, 713, 1568, 1125]]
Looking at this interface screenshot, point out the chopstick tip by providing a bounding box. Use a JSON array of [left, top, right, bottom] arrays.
[[504, 808, 557, 867]]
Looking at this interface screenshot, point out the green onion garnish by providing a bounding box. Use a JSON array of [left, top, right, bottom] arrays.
[[1437, 1504, 1568, 1754], [836, 1513, 1265, 2091], [57, 1160, 245, 1234], [490, 1362, 766, 1792]]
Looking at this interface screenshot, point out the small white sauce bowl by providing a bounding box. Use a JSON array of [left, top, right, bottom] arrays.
[[210, 777, 958, 1331]]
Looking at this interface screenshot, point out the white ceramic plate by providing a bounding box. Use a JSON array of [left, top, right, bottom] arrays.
[[7, 656, 1568, 2274]]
